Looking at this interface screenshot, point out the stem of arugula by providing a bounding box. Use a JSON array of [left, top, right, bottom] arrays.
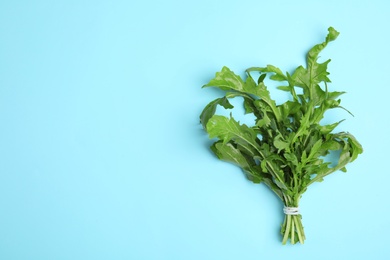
[[281, 195, 305, 245]]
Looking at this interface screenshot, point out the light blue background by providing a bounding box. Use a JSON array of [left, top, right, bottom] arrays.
[[0, 0, 389, 259]]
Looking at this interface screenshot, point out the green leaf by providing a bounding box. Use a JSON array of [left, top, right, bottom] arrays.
[[312, 84, 327, 106], [258, 73, 267, 84], [291, 110, 311, 144], [211, 141, 263, 183], [203, 66, 245, 91], [277, 85, 292, 92], [327, 91, 346, 100], [307, 133, 362, 185], [243, 98, 255, 114], [301, 150, 308, 164], [260, 159, 268, 173], [290, 66, 310, 92], [307, 27, 339, 67], [256, 112, 271, 128], [246, 65, 287, 81], [273, 134, 290, 153], [335, 132, 363, 161], [307, 139, 323, 162], [278, 101, 301, 119], [211, 141, 250, 168], [319, 120, 345, 135], [284, 152, 299, 166], [248, 82, 282, 122], [274, 178, 289, 191], [321, 138, 343, 152], [200, 97, 234, 129], [261, 177, 283, 200], [289, 27, 340, 102], [206, 115, 258, 147]]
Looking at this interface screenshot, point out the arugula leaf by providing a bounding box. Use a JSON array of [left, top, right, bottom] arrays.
[[199, 97, 233, 129], [203, 66, 245, 91], [206, 115, 258, 146], [199, 27, 363, 245], [211, 141, 263, 183]]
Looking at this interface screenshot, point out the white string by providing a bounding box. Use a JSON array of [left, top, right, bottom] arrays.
[[283, 206, 300, 215]]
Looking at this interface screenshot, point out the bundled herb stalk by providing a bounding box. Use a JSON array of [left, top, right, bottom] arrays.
[[199, 27, 363, 245]]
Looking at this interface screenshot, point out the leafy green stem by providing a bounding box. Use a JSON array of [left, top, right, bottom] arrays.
[[293, 216, 304, 243], [282, 215, 292, 245]]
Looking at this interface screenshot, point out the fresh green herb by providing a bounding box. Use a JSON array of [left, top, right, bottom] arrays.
[[199, 27, 363, 245]]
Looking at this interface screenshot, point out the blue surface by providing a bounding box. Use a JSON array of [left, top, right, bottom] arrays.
[[0, 0, 389, 259]]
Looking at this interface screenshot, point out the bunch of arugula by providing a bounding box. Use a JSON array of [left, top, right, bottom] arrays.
[[199, 27, 363, 245]]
